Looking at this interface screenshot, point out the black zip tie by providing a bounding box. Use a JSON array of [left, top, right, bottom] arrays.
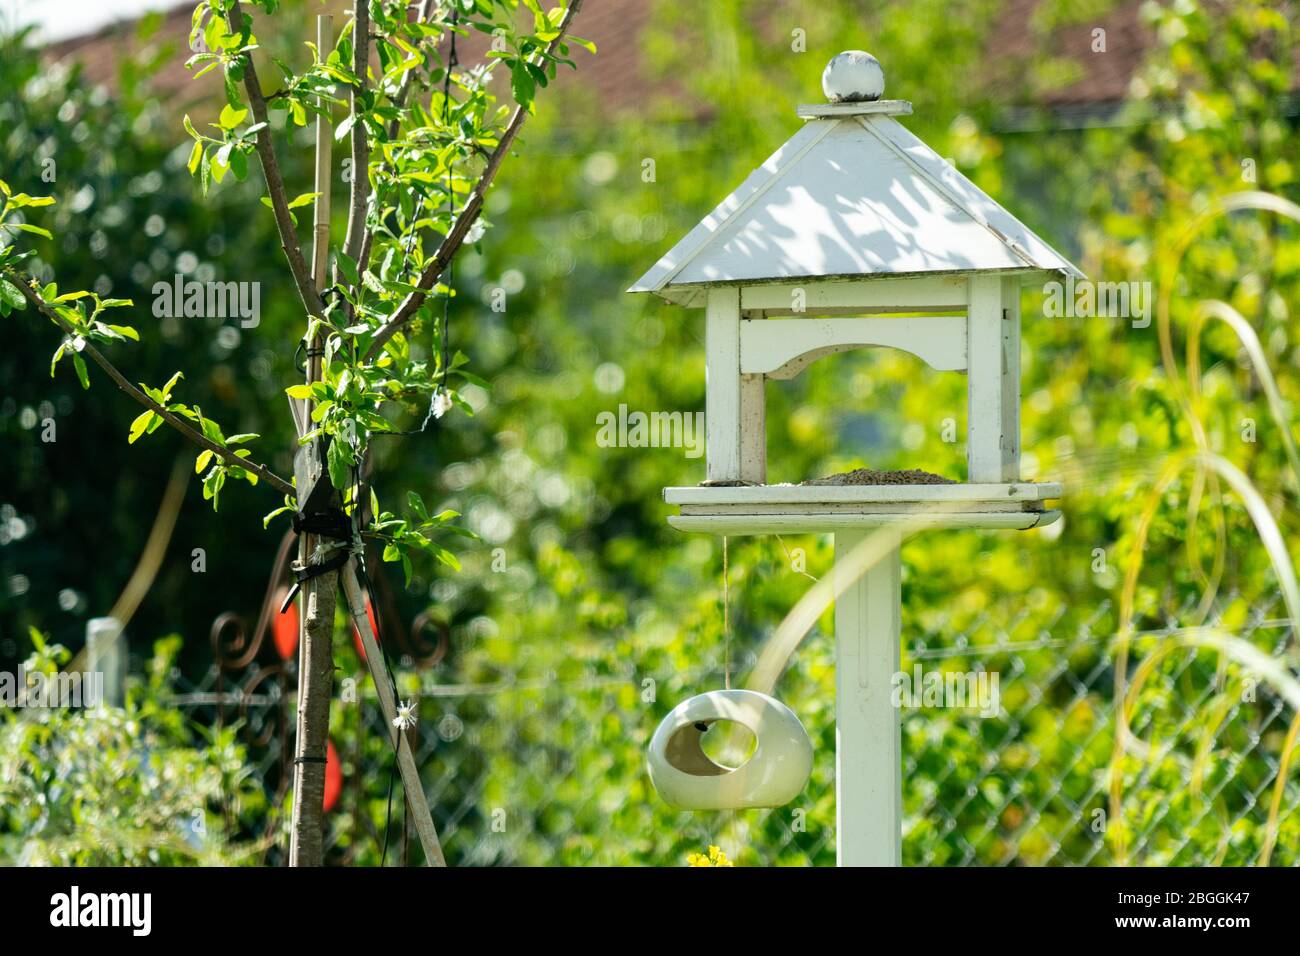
[[292, 507, 352, 542], [280, 549, 351, 613], [293, 754, 328, 765], [279, 506, 354, 612]]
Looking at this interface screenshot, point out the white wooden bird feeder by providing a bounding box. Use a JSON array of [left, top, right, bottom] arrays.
[[630, 52, 1080, 864]]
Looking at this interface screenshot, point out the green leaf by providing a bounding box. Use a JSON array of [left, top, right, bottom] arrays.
[[195, 449, 213, 473], [326, 438, 353, 495], [6, 193, 56, 208], [229, 148, 249, 181], [0, 279, 26, 310], [104, 324, 139, 341], [223, 70, 241, 110], [510, 61, 535, 109], [71, 352, 90, 390], [263, 504, 294, 529], [335, 250, 360, 289], [202, 467, 227, 510], [14, 223, 52, 239], [188, 140, 204, 174], [219, 103, 249, 129], [285, 383, 314, 399], [407, 490, 428, 520], [128, 411, 157, 444]]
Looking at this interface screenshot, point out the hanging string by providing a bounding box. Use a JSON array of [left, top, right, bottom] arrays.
[[722, 535, 731, 690]]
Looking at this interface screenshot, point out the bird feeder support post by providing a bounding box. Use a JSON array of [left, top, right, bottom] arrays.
[[833, 529, 903, 866]]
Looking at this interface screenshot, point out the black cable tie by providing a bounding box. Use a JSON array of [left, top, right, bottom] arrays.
[[293, 754, 328, 765], [292, 508, 353, 542], [279, 506, 354, 613], [293, 549, 350, 585]]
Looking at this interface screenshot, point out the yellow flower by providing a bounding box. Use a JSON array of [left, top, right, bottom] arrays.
[[686, 846, 734, 867]]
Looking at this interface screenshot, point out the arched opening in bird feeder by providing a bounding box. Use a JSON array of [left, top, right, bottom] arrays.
[[761, 333, 965, 486], [697, 719, 759, 770]]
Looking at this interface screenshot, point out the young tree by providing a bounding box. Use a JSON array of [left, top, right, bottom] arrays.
[[0, 0, 589, 866]]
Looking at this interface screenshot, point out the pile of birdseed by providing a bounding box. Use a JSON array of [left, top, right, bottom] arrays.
[[801, 467, 955, 486]]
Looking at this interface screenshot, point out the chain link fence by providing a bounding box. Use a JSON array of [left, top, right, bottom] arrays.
[[168, 589, 1299, 866]]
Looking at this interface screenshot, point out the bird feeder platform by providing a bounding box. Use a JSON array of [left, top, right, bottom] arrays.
[[663, 481, 1061, 535]]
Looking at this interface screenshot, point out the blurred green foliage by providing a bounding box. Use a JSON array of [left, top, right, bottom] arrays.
[[0, 632, 264, 864], [1, 0, 1298, 865]]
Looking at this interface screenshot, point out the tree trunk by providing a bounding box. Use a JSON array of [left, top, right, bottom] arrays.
[[289, 14, 337, 866], [288, 567, 337, 865]]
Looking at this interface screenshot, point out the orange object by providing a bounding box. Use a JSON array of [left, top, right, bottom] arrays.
[[273, 587, 299, 660], [352, 598, 379, 661], [323, 739, 342, 813]]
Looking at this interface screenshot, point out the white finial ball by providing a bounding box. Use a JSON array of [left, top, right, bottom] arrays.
[[822, 50, 885, 103]]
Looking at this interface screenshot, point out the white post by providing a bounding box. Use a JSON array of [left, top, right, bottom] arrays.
[[85, 616, 124, 709], [705, 287, 742, 481], [834, 530, 902, 866], [999, 275, 1022, 482], [966, 275, 1004, 482], [739, 372, 766, 483]]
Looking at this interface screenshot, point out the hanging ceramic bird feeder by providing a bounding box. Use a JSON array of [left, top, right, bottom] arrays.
[[647, 689, 813, 810]]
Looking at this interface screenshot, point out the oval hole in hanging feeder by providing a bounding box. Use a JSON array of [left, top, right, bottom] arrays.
[[647, 689, 812, 810]]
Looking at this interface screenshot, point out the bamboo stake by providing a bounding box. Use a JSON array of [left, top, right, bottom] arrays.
[[289, 13, 338, 868], [340, 562, 447, 866]]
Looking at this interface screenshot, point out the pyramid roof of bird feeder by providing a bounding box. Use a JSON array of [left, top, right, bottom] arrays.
[[630, 101, 1083, 307]]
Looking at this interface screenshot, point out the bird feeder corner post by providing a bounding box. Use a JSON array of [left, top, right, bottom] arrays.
[[705, 286, 743, 482], [965, 274, 1005, 484], [833, 529, 903, 867], [1000, 274, 1022, 483]]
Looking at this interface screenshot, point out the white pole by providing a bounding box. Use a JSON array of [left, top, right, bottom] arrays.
[[833, 530, 902, 866], [85, 616, 124, 709]]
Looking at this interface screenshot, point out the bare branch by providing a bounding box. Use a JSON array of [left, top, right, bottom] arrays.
[[7, 270, 295, 498], [227, 0, 327, 319], [342, 1, 372, 263], [362, 0, 585, 363]]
